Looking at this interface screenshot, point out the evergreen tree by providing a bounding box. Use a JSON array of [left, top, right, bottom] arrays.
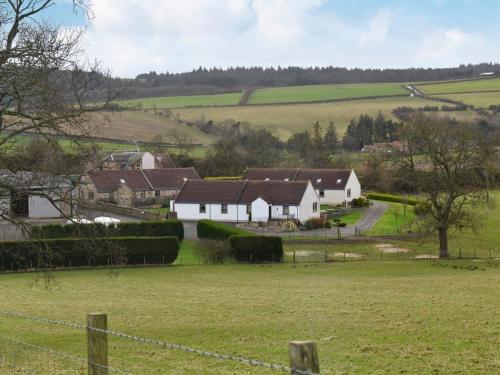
[[324, 121, 339, 153], [373, 111, 387, 142]]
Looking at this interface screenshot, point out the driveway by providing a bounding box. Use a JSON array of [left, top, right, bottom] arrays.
[[182, 221, 199, 240]]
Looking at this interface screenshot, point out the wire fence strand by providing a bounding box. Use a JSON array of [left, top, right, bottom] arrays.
[[0, 310, 318, 374]]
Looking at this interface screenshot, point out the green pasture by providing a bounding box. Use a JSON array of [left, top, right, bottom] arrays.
[[431, 91, 500, 108], [416, 77, 500, 95], [248, 83, 408, 104], [120, 92, 243, 109]]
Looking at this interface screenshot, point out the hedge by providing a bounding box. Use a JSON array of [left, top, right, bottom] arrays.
[[197, 220, 251, 240], [31, 220, 184, 241], [229, 235, 283, 263], [0, 236, 179, 271], [366, 193, 417, 206]]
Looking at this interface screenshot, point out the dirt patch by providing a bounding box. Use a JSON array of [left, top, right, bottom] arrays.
[[375, 243, 413, 253], [415, 254, 439, 259], [333, 252, 362, 258]]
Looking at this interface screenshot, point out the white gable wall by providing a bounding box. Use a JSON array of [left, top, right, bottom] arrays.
[[315, 170, 362, 204], [141, 152, 156, 169], [345, 170, 361, 202], [298, 182, 320, 223], [251, 197, 268, 222]]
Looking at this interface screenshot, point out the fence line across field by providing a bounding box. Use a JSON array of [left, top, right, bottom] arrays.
[[0, 310, 321, 374]]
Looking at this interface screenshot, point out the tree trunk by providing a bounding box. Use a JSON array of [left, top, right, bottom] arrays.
[[438, 226, 449, 258]]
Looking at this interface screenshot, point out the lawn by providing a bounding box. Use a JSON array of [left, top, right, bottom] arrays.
[[144, 207, 169, 216], [416, 77, 500, 95], [0, 260, 498, 374], [119, 92, 243, 109], [371, 200, 416, 235], [248, 83, 408, 104], [175, 96, 440, 140], [338, 209, 363, 225]]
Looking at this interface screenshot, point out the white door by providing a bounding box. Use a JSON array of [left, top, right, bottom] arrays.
[[28, 196, 61, 218]]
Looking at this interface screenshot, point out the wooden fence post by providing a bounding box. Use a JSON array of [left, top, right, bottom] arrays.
[[289, 341, 319, 374], [87, 313, 108, 375]]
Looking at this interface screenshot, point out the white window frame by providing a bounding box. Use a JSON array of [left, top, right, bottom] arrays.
[[283, 205, 289, 215], [199, 203, 206, 213], [221, 203, 228, 214]]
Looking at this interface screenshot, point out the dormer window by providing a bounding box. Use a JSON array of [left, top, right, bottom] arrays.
[[336, 179, 342, 184], [284, 178, 289, 181], [265, 178, 270, 181], [183, 177, 187, 181], [316, 178, 322, 183]]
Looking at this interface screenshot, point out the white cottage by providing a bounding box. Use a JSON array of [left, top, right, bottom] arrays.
[[171, 180, 320, 223], [243, 168, 361, 205]]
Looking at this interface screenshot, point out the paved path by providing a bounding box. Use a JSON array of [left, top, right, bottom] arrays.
[[183, 221, 199, 240]]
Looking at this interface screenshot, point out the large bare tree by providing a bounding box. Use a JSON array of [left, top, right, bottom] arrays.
[[397, 114, 495, 257], [0, 0, 118, 225]]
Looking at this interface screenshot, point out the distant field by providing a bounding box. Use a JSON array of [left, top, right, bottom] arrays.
[[430, 91, 500, 108], [91, 110, 218, 145], [417, 77, 500, 95], [175, 96, 458, 139], [120, 92, 243, 108], [248, 83, 408, 104]]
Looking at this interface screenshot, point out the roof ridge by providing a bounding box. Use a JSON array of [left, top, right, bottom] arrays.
[[235, 180, 248, 204], [292, 168, 300, 181], [139, 168, 154, 190]]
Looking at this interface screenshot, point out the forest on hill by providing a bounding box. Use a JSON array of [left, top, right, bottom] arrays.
[[121, 63, 500, 99]]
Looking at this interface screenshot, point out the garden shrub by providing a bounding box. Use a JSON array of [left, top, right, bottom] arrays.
[[324, 221, 332, 229], [229, 235, 283, 263], [352, 197, 370, 207], [0, 236, 179, 271], [197, 220, 251, 240], [367, 193, 417, 206], [304, 217, 326, 230]]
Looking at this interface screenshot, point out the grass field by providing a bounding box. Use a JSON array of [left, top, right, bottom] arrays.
[[371, 201, 416, 235], [416, 77, 500, 95], [338, 209, 363, 225], [0, 260, 499, 374], [175, 96, 441, 139], [248, 83, 408, 104], [120, 92, 243, 109], [430, 91, 500, 108]]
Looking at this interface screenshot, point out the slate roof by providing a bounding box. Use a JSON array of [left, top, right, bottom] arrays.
[[88, 168, 200, 193], [175, 180, 309, 205], [243, 168, 352, 189]]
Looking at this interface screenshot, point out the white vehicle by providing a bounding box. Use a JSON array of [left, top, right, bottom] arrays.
[[66, 218, 93, 224], [93, 216, 121, 226]]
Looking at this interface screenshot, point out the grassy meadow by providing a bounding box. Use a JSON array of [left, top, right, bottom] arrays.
[[431, 91, 500, 108], [248, 83, 408, 104], [416, 77, 500, 94], [174, 96, 439, 139], [0, 260, 499, 374], [120, 92, 243, 109]]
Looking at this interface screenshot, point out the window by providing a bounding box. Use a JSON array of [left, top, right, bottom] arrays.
[[88, 192, 94, 199], [347, 189, 351, 198], [155, 190, 160, 197], [283, 205, 289, 215], [313, 202, 318, 212], [246, 204, 251, 214], [221, 204, 228, 214], [140, 191, 146, 198], [336, 179, 342, 184], [199, 203, 206, 213], [319, 189, 325, 198], [316, 178, 322, 183], [265, 178, 270, 181]]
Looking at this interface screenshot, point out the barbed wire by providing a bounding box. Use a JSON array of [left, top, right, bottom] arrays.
[[0, 334, 130, 375], [0, 310, 318, 375]]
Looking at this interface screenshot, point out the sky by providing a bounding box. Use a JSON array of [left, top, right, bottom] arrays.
[[48, 0, 500, 78]]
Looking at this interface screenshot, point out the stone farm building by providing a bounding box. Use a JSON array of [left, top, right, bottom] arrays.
[[171, 179, 320, 223], [84, 168, 200, 206], [101, 151, 176, 170], [242, 168, 361, 205]]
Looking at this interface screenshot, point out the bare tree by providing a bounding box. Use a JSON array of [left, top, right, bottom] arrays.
[[167, 128, 193, 156], [0, 0, 119, 227], [397, 114, 495, 257]]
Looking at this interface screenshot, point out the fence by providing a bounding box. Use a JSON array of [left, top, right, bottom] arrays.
[[0, 310, 321, 374]]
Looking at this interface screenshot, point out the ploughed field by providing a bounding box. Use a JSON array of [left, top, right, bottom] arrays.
[[0, 259, 499, 374]]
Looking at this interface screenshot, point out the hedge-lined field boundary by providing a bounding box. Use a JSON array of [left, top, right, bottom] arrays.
[[197, 220, 251, 240], [31, 220, 184, 241], [0, 236, 179, 271], [230, 235, 283, 262], [367, 193, 418, 206]]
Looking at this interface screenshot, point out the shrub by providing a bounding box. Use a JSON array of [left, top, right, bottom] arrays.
[[305, 217, 325, 230], [0, 237, 179, 271], [161, 197, 170, 208], [199, 240, 231, 264], [367, 193, 417, 206], [337, 222, 347, 227], [229, 236, 283, 263], [324, 221, 332, 229], [197, 220, 251, 240], [414, 200, 432, 216], [281, 221, 297, 232], [31, 220, 184, 241], [352, 197, 370, 207], [304, 220, 314, 230]]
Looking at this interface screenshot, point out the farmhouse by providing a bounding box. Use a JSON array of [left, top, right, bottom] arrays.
[[83, 167, 200, 206], [242, 168, 361, 205], [171, 179, 320, 223], [0, 171, 75, 219]]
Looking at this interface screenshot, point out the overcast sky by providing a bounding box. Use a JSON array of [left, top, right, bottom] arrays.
[[50, 0, 500, 78]]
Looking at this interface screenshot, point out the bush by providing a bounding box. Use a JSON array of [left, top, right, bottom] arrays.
[[324, 221, 332, 229], [0, 236, 179, 271], [199, 240, 231, 264], [352, 197, 370, 207], [197, 220, 251, 240], [367, 193, 417, 206], [337, 222, 347, 227], [31, 220, 184, 241], [304, 220, 314, 230], [161, 197, 170, 208], [304, 217, 325, 230], [229, 236, 283, 263], [414, 200, 432, 216], [281, 221, 297, 232]]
